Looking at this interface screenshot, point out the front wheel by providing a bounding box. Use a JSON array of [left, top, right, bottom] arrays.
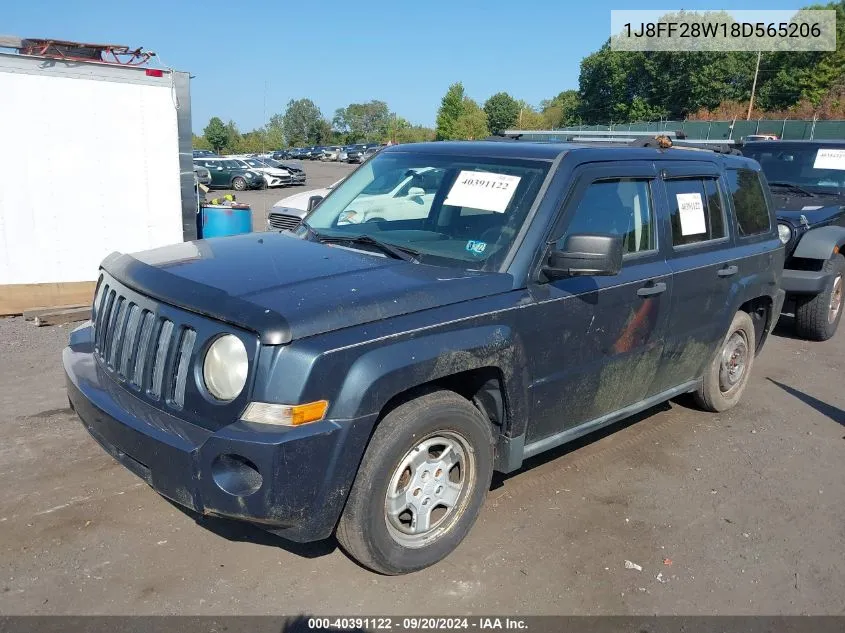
[[694, 310, 756, 412], [794, 254, 845, 341], [231, 177, 247, 191], [336, 390, 493, 575]]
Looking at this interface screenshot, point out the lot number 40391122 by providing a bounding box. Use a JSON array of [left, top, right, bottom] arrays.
[[444, 170, 522, 213]]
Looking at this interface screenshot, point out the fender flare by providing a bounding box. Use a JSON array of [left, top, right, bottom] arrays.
[[329, 324, 529, 428], [792, 225, 845, 261]]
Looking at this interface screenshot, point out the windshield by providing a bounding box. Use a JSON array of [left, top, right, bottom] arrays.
[[221, 160, 243, 169], [744, 145, 845, 192], [301, 150, 550, 271]]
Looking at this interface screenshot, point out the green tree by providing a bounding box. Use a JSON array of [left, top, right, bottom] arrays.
[[453, 98, 489, 139], [265, 113, 286, 149], [540, 90, 581, 127], [203, 117, 228, 153], [309, 118, 333, 144], [282, 98, 325, 146], [192, 133, 212, 150], [483, 92, 520, 134], [333, 100, 391, 141], [435, 82, 466, 140], [223, 120, 242, 153]]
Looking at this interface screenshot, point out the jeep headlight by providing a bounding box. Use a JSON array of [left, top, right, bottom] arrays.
[[203, 334, 248, 401], [245, 172, 254, 179], [777, 223, 792, 244]]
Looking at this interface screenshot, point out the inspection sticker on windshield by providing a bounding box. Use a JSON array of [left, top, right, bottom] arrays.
[[676, 192, 706, 235], [813, 149, 845, 170], [444, 171, 521, 213], [466, 240, 487, 255]]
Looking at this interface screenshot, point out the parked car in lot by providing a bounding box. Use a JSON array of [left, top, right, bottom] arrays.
[[320, 146, 344, 161], [193, 165, 212, 186], [67, 139, 783, 575], [742, 140, 845, 340], [266, 179, 343, 231], [193, 149, 216, 158], [745, 134, 779, 142], [265, 159, 306, 185], [345, 144, 368, 163], [230, 157, 293, 188], [193, 157, 265, 191], [271, 149, 293, 160]]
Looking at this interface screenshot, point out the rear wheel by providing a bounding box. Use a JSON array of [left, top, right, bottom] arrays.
[[794, 254, 845, 341], [694, 310, 756, 412], [336, 390, 493, 575], [232, 177, 247, 191]]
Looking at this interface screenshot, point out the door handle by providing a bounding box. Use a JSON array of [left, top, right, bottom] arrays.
[[637, 281, 667, 297], [717, 265, 739, 278]]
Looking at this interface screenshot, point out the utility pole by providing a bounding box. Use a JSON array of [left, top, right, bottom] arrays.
[[747, 51, 761, 121]]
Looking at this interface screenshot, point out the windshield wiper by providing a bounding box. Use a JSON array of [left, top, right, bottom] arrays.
[[323, 234, 420, 263], [768, 181, 817, 197]]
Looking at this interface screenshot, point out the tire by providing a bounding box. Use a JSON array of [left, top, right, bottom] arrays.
[[231, 177, 247, 191], [694, 310, 756, 412], [336, 390, 494, 575], [794, 254, 845, 341]]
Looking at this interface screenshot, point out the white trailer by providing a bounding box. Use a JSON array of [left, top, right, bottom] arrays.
[[0, 49, 195, 314]]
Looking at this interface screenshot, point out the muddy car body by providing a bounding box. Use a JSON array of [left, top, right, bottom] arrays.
[[65, 141, 784, 574]]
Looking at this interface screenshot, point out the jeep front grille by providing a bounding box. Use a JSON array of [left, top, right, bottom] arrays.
[[93, 282, 196, 409], [268, 213, 301, 231]]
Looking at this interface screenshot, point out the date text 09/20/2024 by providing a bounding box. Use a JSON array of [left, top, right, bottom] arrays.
[[307, 617, 528, 630]]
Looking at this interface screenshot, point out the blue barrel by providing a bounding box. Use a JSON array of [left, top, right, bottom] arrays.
[[199, 204, 252, 238]]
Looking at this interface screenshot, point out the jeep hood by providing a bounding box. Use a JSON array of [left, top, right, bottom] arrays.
[[101, 232, 513, 345], [772, 191, 845, 226]]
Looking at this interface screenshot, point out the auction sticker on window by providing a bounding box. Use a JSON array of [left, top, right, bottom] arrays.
[[813, 149, 845, 170], [676, 192, 706, 235], [444, 171, 521, 213]]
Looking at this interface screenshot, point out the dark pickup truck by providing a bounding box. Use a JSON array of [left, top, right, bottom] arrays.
[[743, 140, 845, 340], [65, 140, 784, 575]]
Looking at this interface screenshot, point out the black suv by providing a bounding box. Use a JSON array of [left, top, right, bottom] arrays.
[[742, 141, 845, 340], [65, 140, 783, 575]]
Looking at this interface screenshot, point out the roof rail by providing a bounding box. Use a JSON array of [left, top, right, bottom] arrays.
[[499, 129, 742, 155]]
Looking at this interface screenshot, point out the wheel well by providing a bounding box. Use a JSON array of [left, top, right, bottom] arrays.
[[377, 368, 508, 437], [739, 296, 773, 353]]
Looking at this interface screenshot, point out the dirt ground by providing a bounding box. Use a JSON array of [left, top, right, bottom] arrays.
[[1, 161, 844, 614]]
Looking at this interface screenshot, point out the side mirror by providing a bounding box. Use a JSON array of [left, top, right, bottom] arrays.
[[307, 195, 324, 212], [407, 186, 426, 198], [543, 233, 623, 279]]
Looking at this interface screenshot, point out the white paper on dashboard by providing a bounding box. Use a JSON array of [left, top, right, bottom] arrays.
[[676, 192, 707, 235], [444, 171, 522, 213], [813, 148, 845, 170]]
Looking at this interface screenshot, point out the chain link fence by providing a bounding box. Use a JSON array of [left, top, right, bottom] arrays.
[[522, 119, 845, 141]]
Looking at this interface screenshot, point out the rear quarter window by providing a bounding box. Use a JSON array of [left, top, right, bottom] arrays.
[[726, 168, 771, 236]]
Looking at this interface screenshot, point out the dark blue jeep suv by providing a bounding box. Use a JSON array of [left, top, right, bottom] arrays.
[[65, 139, 784, 574]]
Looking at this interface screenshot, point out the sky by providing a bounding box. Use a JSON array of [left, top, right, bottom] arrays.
[[6, 0, 806, 134]]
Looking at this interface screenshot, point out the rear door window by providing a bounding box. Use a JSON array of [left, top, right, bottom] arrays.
[[725, 168, 771, 236], [665, 178, 727, 247]]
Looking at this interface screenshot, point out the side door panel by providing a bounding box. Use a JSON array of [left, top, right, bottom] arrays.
[[523, 163, 674, 443], [651, 164, 739, 392]]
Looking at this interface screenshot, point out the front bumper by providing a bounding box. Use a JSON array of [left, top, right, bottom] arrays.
[[782, 268, 832, 295], [64, 323, 376, 542], [262, 174, 293, 188]]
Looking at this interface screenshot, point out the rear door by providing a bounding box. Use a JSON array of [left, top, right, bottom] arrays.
[[651, 162, 741, 392]]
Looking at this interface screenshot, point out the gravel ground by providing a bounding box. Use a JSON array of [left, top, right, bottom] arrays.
[[0, 161, 844, 614]]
